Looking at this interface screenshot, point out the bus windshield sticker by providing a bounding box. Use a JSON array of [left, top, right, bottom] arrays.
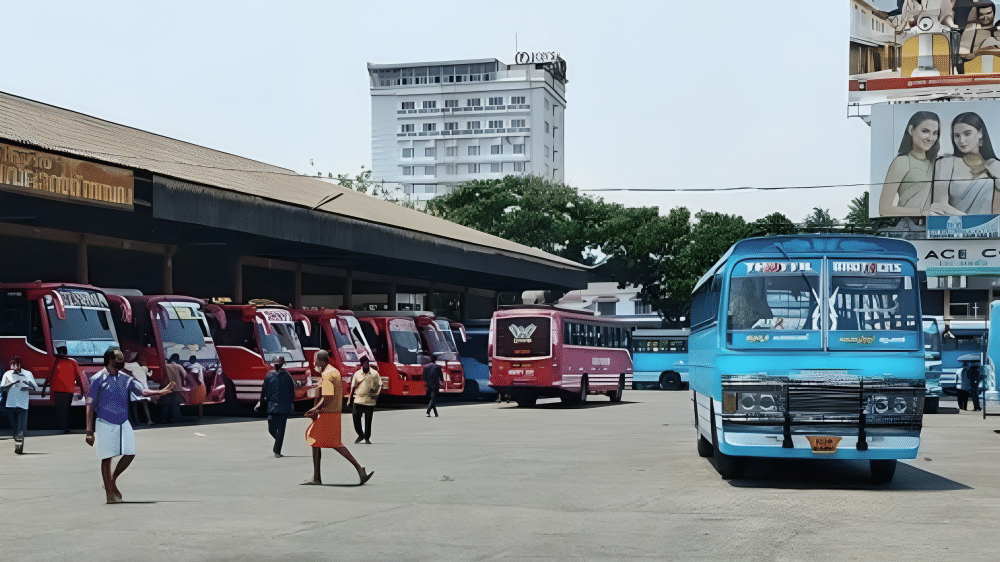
[[743, 262, 813, 274]]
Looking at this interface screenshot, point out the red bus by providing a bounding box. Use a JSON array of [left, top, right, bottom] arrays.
[[355, 313, 429, 397], [208, 300, 315, 405], [392, 311, 466, 394], [105, 292, 230, 407], [489, 306, 633, 407], [0, 282, 126, 407], [296, 308, 374, 397]]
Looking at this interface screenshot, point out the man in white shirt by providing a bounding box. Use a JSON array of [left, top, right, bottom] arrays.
[[1, 356, 39, 454]]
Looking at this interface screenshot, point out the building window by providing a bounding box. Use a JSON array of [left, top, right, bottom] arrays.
[[423, 101, 436, 109], [468, 146, 480, 156], [444, 122, 458, 130], [513, 162, 525, 172], [545, 121, 549, 133], [467, 121, 481, 129], [445, 99, 458, 108], [488, 120, 503, 129], [544, 145, 549, 158], [597, 302, 616, 317], [466, 98, 481, 107], [446, 146, 458, 157], [425, 147, 436, 157], [491, 163, 501, 173], [635, 301, 653, 315], [513, 144, 524, 154], [467, 163, 480, 173], [491, 145, 502, 155], [544, 98, 550, 110], [401, 101, 415, 110], [511, 119, 526, 128], [402, 166, 413, 175], [510, 96, 525, 104], [424, 166, 436, 176], [446, 164, 457, 175], [488, 96, 503, 106], [402, 148, 414, 158], [401, 124, 414, 133], [423, 123, 436, 132]]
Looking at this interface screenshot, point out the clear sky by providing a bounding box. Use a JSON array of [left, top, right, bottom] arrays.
[[0, 0, 869, 222]]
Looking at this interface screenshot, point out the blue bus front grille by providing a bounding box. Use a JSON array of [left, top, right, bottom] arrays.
[[787, 382, 860, 415]]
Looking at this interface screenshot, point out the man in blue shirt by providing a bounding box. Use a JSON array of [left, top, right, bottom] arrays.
[[256, 357, 295, 457]]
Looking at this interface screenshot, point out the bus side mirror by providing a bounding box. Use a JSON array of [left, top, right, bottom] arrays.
[[451, 322, 467, 342]]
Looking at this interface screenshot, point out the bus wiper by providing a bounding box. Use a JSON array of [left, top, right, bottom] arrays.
[[167, 302, 185, 329], [771, 243, 827, 330]]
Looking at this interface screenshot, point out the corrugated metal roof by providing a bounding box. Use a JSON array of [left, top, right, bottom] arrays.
[[0, 90, 587, 271]]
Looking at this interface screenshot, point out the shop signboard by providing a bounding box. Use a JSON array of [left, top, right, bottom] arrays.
[[871, 100, 1000, 224], [0, 141, 133, 210], [849, 0, 1000, 106], [927, 214, 1000, 237], [910, 238, 1000, 276]]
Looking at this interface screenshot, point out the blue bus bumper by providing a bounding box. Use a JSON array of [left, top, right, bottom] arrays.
[[719, 429, 919, 459]]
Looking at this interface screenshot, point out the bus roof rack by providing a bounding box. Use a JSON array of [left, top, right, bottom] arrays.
[[498, 304, 595, 315]]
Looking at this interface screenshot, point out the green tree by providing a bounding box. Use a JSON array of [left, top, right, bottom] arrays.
[[844, 192, 894, 232], [334, 166, 416, 208], [803, 207, 839, 230], [749, 212, 798, 236]]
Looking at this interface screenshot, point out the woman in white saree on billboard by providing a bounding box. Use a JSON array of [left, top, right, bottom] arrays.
[[932, 112, 1000, 215], [879, 111, 942, 216]]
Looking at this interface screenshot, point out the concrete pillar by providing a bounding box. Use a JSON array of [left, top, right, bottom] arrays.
[[76, 234, 88, 284], [164, 245, 177, 294], [461, 287, 470, 320], [343, 269, 353, 310], [234, 257, 244, 304], [388, 281, 397, 312], [944, 288, 951, 321], [427, 281, 435, 312], [294, 264, 302, 309]]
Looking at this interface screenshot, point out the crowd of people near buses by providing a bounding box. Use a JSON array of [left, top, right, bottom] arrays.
[[1, 347, 448, 503]]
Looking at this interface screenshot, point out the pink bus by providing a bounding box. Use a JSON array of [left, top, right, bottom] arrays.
[[488, 306, 633, 407]]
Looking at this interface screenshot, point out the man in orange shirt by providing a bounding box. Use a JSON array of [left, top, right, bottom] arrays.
[[52, 347, 78, 433]]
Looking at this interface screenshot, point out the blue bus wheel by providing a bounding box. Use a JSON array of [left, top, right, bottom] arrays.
[[659, 372, 681, 391], [870, 459, 897, 484]]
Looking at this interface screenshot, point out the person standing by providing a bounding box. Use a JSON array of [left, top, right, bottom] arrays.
[[159, 354, 187, 424], [86, 348, 175, 503], [2, 356, 39, 454], [422, 354, 442, 418], [52, 347, 78, 434], [303, 350, 373, 485], [348, 356, 381, 444], [257, 357, 295, 457]]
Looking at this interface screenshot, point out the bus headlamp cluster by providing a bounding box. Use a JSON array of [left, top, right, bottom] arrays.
[[862, 393, 922, 415], [723, 391, 784, 414]]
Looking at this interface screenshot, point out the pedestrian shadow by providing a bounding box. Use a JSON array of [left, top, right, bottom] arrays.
[[299, 482, 365, 487], [723, 458, 971, 491], [15, 452, 49, 455], [936, 406, 961, 414], [111, 501, 158, 504]]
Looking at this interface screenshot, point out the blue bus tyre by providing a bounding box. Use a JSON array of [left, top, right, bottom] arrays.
[[697, 435, 713, 457], [659, 372, 682, 391], [870, 459, 897, 484], [609, 375, 625, 402], [924, 396, 939, 414]]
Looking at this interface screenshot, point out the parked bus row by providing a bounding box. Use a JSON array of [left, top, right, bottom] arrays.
[[0, 282, 467, 415]]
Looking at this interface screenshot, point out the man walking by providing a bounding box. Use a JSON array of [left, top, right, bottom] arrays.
[[2, 356, 38, 454], [86, 348, 175, 503], [348, 356, 381, 444], [257, 357, 295, 457], [303, 350, 373, 485], [422, 354, 442, 418]]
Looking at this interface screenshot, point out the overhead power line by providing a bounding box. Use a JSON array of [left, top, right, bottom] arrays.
[[581, 183, 871, 193]]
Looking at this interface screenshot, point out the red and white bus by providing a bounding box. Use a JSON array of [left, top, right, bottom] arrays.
[[355, 313, 430, 397], [489, 306, 633, 407], [296, 308, 374, 397], [208, 300, 315, 405], [0, 282, 127, 407], [106, 292, 230, 406]]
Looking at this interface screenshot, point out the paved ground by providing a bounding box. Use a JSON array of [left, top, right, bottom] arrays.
[[2, 391, 999, 562]]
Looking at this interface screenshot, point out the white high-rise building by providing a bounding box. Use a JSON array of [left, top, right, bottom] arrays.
[[367, 57, 567, 201]]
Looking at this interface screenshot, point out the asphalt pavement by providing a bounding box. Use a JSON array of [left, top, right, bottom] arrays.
[[2, 391, 999, 562]]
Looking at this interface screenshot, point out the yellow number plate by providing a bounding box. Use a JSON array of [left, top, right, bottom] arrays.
[[806, 436, 842, 454]]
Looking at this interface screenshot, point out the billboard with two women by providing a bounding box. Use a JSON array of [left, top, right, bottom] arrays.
[[871, 100, 1000, 223]]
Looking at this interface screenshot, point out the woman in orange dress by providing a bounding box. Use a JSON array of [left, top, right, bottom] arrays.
[[303, 350, 373, 485]]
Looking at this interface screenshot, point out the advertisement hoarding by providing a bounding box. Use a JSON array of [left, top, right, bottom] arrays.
[[0, 141, 133, 210], [870, 100, 1000, 225], [850, 1, 1000, 106]]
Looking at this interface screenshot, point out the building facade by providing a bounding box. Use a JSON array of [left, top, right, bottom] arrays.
[[368, 57, 567, 201]]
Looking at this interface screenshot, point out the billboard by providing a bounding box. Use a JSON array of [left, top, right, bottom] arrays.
[[0, 141, 133, 210], [849, 1, 1000, 106], [870, 100, 1000, 224]]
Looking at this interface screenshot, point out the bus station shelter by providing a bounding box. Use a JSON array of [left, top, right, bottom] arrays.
[[0, 91, 589, 318]]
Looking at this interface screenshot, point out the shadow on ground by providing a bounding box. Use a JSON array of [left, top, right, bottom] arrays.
[[722, 457, 971, 491]]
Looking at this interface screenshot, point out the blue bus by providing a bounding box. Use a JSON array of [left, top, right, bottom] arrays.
[[690, 236, 925, 483], [631, 329, 689, 390]]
